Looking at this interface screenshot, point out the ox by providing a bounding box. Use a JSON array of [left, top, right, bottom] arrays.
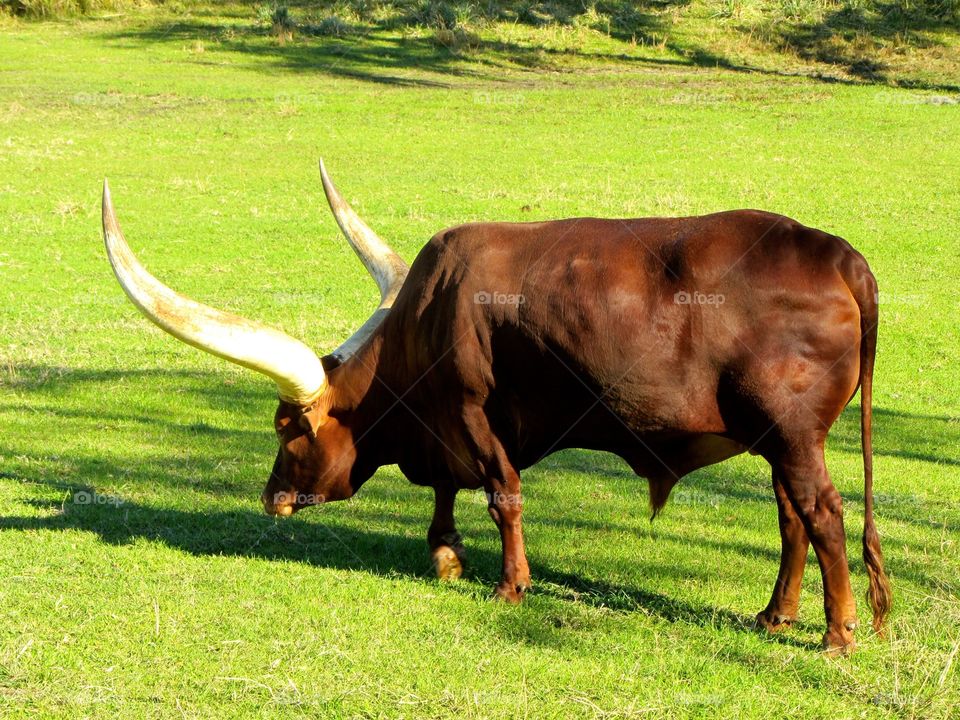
[[102, 161, 891, 654]]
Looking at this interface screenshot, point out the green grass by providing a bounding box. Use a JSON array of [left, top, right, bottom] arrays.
[[1, 4, 959, 718]]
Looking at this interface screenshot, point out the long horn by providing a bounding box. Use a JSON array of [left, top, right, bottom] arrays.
[[319, 159, 408, 365], [102, 181, 326, 405]]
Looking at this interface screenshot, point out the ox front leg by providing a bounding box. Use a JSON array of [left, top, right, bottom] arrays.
[[428, 484, 466, 581], [485, 463, 531, 604], [776, 449, 858, 655], [756, 470, 810, 633]]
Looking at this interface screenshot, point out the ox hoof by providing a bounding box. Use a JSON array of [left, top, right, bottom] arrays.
[[432, 544, 465, 581], [493, 580, 530, 604], [754, 609, 798, 634], [821, 627, 857, 657]]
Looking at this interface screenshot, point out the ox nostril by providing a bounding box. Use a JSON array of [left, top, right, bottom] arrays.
[[262, 489, 295, 517], [261, 491, 281, 516]]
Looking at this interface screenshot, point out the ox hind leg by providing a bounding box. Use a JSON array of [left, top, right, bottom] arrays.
[[454, 405, 531, 603], [481, 448, 531, 603], [769, 443, 858, 654], [486, 458, 531, 603], [756, 469, 810, 632], [428, 483, 466, 581]]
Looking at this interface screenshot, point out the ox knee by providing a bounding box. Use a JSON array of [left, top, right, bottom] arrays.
[[792, 485, 845, 540]]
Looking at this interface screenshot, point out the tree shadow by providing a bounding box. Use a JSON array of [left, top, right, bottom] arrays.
[[1, 364, 278, 496], [2, 363, 271, 413], [103, 21, 467, 87], [772, 2, 960, 90], [4, 364, 957, 641], [85, 0, 960, 92], [535, 430, 959, 594], [830, 405, 960, 469], [0, 490, 818, 650]]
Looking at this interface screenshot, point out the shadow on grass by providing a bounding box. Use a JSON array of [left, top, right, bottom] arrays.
[[0, 489, 818, 650], [772, 1, 960, 89], [4, 363, 958, 647], [2, 364, 271, 414], [830, 405, 960, 469], [88, 1, 960, 92]]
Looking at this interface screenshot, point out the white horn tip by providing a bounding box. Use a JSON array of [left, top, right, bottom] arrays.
[[318, 158, 340, 208], [318, 158, 332, 187], [102, 179, 119, 235]]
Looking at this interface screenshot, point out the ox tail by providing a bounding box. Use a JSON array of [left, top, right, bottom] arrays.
[[853, 264, 892, 636]]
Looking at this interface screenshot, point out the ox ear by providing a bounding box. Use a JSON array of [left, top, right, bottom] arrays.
[[298, 408, 320, 441], [320, 354, 342, 373]]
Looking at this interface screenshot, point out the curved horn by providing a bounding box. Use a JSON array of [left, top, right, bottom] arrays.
[[319, 159, 408, 364], [102, 180, 326, 405]]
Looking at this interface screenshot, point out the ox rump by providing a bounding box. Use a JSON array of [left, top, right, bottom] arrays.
[[102, 161, 890, 655]]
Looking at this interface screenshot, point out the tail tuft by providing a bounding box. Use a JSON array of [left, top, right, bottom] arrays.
[[863, 521, 892, 635]]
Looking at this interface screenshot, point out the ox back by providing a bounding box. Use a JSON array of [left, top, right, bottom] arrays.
[[382, 211, 862, 491]]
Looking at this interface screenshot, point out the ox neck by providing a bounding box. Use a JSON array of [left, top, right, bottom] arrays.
[[324, 330, 404, 471]]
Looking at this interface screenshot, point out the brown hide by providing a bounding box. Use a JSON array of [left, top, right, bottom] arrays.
[[266, 209, 889, 653]]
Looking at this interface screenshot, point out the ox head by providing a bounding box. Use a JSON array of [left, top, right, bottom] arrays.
[[102, 161, 407, 516]]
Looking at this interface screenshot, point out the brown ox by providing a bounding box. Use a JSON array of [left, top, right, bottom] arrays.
[[103, 162, 891, 654]]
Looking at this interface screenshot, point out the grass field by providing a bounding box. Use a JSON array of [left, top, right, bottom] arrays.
[[1, 3, 959, 718]]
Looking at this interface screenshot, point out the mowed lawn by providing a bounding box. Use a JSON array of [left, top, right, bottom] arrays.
[[1, 9, 959, 719]]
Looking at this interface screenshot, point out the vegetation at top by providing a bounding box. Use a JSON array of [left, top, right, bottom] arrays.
[[2, 0, 959, 89]]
